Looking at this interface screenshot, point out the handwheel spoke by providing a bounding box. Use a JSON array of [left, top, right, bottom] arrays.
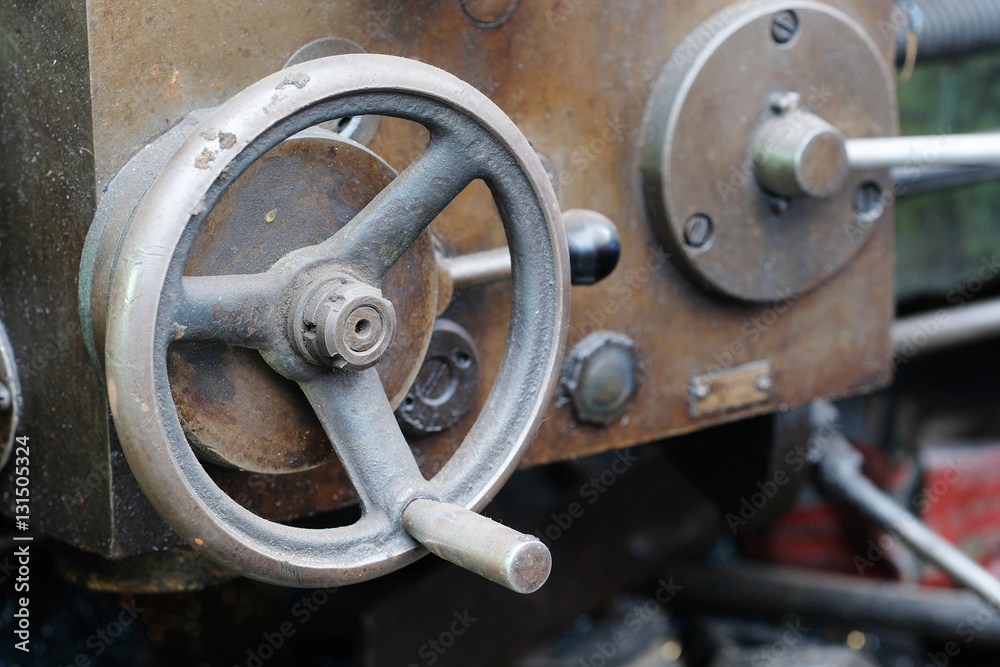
[[169, 274, 281, 349], [299, 368, 432, 517], [312, 133, 478, 284]]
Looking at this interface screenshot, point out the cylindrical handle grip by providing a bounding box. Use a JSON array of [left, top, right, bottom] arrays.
[[402, 498, 551, 594]]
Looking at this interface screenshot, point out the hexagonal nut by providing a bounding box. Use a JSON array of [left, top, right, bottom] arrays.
[[560, 331, 642, 427], [296, 280, 397, 371]]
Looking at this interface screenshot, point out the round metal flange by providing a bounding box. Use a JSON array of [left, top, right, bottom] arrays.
[[396, 319, 480, 437], [641, 1, 897, 302], [101, 54, 568, 588], [83, 124, 438, 474], [0, 318, 20, 470]]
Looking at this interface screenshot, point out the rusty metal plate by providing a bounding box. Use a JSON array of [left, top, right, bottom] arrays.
[[171, 132, 438, 474], [689, 360, 774, 418], [641, 1, 898, 302]]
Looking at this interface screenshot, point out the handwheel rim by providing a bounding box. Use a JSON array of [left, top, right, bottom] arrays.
[[104, 54, 569, 587]]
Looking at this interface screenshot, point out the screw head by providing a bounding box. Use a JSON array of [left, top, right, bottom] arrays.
[[755, 375, 774, 392], [771, 10, 799, 44], [683, 214, 714, 249]]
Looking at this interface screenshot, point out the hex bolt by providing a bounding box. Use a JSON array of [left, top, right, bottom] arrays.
[[683, 214, 714, 249], [771, 10, 799, 44], [0, 383, 10, 413], [561, 332, 642, 427]]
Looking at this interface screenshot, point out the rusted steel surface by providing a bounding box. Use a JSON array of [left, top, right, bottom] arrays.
[[0, 0, 895, 553], [171, 133, 437, 474], [0, 3, 121, 553]]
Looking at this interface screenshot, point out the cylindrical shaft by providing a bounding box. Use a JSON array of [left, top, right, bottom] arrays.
[[441, 247, 511, 290], [847, 132, 1000, 170], [892, 297, 1000, 359], [402, 498, 551, 594], [816, 434, 1000, 611], [668, 562, 1000, 645]]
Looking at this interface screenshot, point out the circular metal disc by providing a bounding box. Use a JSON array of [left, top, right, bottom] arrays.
[[642, 1, 897, 302], [170, 133, 438, 474]]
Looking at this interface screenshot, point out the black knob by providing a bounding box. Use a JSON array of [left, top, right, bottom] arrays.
[[564, 209, 621, 285]]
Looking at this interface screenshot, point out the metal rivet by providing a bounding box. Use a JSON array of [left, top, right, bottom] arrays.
[[771, 10, 799, 44], [683, 214, 713, 249], [691, 383, 710, 400], [755, 375, 774, 392]]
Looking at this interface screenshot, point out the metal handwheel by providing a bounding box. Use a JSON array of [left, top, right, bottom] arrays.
[[101, 54, 569, 591]]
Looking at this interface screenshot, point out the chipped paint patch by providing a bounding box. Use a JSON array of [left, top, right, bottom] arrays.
[[218, 131, 237, 149], [275, 72, 310, 90], [194, 148, 216, 169]]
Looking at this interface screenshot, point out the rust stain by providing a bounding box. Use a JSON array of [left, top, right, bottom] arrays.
[[168, 68, 179, 97]]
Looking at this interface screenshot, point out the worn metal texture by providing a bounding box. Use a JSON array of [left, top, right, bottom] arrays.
[[365, 447, 721, 666], [170, 131, 437, 474], [0, 3, 130, 555], [641, 1, 897, 302], [3, 0, 897, 558], [100, 55, 569, 586]]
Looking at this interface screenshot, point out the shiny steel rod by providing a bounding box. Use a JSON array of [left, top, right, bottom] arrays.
[[847, 132, 1000, 170], [892, 297, 1000, 359], [815, 433, 1000, 611]]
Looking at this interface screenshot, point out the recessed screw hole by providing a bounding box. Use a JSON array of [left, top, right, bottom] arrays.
[[454, 350, 472, 369], [853, 180, 885, 224], [355, 319, 372, 337]]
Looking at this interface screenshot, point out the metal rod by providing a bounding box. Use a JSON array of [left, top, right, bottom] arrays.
[[668, 562, 1000, 645], [440, 247, 512, 290], [893, 297, 1000, 359], [814, 433, 1000, 611], [402, 498, 551, 594], [892, 163, 1000, 195], [846, 132, 1000, 170]]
